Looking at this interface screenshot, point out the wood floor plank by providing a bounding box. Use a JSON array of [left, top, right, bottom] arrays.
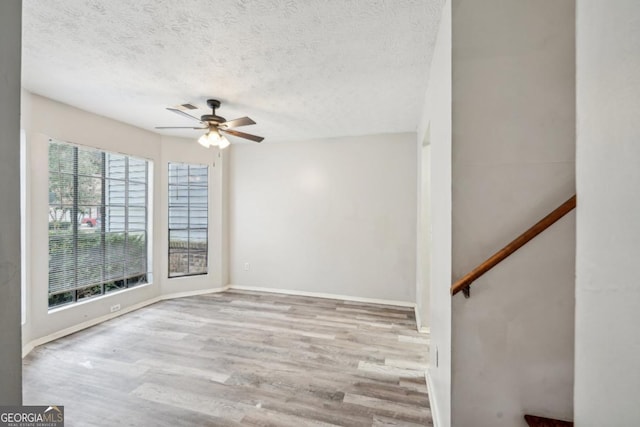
[[357, 361, 426, 379], [343, 393, 431, 424], [131, 382, 251, 422], [135, 358, 231, 384], [384, 358, 430, 371], [372, 414, 431, 426], [398, 335, 430, 345], [23, 290, 431, 426], [242, 408, 343, 427]]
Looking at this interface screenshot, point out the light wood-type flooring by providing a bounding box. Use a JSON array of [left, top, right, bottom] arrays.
[[23, 290, 431, 426]]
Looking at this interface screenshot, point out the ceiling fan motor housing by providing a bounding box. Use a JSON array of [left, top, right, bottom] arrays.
[[202, 99, 225, 124], [201, 114, 226, 124]]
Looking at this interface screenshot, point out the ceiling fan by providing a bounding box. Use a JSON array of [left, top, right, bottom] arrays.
[[155, 99, 264, 149]]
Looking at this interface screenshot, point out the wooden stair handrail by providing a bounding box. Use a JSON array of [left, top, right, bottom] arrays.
[[451, 195, 576, 296]]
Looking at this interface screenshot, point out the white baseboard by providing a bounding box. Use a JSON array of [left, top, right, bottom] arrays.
[[414, 306, 422, 331], [160, 285, 230, 301], [22, 286, 229, 358], [426, 369, 440, 427], [414, 306, 431, 334], [228, 284, 416, 308]]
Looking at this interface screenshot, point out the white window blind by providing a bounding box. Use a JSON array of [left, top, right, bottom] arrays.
[[48, 140, 150, 308], [168, 163, 208, 277]]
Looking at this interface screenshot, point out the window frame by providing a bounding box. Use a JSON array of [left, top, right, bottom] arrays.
[[167, 162, 209, 278], [47, 139, 151, 309]]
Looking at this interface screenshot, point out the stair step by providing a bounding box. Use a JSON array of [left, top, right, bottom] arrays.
[[524, 415, 573, 427]]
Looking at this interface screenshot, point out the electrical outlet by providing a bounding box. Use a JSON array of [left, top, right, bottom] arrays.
[[243, 262, 250, 271], [110, 304, 121, 313]]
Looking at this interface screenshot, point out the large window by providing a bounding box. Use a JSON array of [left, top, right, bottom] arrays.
[[48, 140, 150, 308], [168, 163, 208, 277]]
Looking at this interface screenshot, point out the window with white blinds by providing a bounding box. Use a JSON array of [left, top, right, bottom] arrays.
[[168, 163, 208, 278], [48, 139, 150, 308]]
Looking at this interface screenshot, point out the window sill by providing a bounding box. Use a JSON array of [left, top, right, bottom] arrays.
[[47, 282, 154, 314]]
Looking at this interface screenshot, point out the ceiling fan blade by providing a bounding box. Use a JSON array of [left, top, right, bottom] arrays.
[[166, 107, 203, 123], [155, 126, 208, 130], [221, 129, 264, 143], [220, 116, 256, 129]]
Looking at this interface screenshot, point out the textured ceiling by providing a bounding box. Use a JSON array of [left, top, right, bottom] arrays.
[[22, 0, 445, 143]]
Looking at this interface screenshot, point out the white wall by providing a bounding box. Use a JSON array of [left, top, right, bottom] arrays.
[[20, 92, 228, 348], [417, 0, 452, 424], [229, 133, 417, 303], [451, 1, 575, 426], [0, 0, 22, 405], [575, 1, 640, 425]]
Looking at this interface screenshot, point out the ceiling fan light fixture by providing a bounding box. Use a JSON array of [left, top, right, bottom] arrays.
[[206, 129, 221, 147], [218, 135, 230, 149], [197, 133, 210, 148]]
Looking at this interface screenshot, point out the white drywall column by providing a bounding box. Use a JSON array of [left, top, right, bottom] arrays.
[[575, 1, 640, 425], [451, 1, 575, 426], [417, 1, 451, 424], [417, 141, 431, 330], [0, 0, 23, 405]]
